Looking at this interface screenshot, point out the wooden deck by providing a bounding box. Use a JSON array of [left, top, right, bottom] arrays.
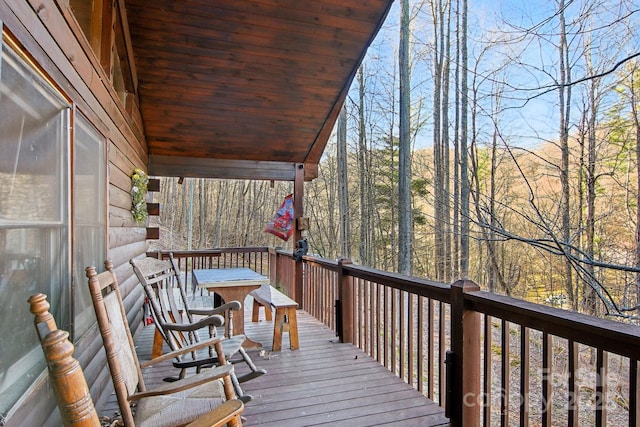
[[112, 297, 449, 427]]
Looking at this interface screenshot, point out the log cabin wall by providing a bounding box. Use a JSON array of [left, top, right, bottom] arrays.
[[0, 0, 147, 425]]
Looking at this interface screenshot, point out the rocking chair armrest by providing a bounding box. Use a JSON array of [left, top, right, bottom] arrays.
[[140, 337, 224, 367], [161, 314, 225, 332], [128, 363, 234, 401], [189, 301, 241, 316], [185, 399, 244, 427]]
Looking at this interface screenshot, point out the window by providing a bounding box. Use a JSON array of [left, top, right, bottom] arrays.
[[0, 40, 71, 416], [73, 113, 106, 337]]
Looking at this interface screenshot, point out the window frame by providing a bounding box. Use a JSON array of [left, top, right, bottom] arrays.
[[0, 29, 108, 418]]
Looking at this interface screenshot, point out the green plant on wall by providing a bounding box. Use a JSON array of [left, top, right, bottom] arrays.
[[131, 168, 148, 223]]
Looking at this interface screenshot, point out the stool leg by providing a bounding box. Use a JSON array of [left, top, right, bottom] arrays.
[[152, 327, 164, 358], [272, 309, 284, 351], [288, 308, 299, 350], [252, 299, 260, 322]]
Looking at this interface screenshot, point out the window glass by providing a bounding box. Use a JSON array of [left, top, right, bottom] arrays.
[[73, 113, 106, 337], [0, 42, 70, 417]]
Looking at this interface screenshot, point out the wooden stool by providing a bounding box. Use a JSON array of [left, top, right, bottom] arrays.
[[250, 285, 299, 351]]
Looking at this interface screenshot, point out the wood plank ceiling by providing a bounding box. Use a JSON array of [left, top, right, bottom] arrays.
[[125, 0, 393, 181]]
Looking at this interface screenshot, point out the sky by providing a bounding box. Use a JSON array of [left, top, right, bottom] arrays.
[[340, 0, 640, 151]]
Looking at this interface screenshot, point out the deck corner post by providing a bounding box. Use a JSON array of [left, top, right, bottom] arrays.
[[450, 279, 481, 427], [337, 258, 354, 344], [293, 163, 305, 307]]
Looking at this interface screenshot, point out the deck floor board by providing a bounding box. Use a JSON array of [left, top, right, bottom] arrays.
[[110, 296, 450, 427]]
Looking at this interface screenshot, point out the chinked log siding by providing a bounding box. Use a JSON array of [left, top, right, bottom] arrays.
[[0, 0, 147, 425]]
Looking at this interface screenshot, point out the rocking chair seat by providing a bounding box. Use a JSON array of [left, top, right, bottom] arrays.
[[135, 379, 225, 427]]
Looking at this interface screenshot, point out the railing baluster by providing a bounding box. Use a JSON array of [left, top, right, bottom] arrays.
[[418, 296, 424, 393], [360, 279, 365, 351], [392, 288, 398, 376], [595, 348, 607, 427], [631, 358, 639, 427], [400, 290, 406, 382], [484, 314, 492, 427], [542, 332, 552, 427], [375, 282, 381, 363], [367, 280, 372, 357], [428, 298, 434, 400], [568, 340, 578, 426], [501, 319, 510, 427], [520, 325, 529, 427], [408, 292, 414, 387], [384, 285, 390, 369], [439, 300, 446, 405]]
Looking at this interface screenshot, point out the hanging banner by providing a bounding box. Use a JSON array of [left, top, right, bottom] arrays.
[[264, 193, 294, 241]]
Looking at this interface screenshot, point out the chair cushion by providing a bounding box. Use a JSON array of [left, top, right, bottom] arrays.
[[135, 379, 226, 427]]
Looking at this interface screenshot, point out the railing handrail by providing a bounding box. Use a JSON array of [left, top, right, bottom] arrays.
[[466, 289, 640, 359], [150, 247, 270, 257], [276, 249, 453, 303], [342, 263, 452, 304]]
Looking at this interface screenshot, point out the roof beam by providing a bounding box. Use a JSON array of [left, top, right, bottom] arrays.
[[149, 154, 318, 181]]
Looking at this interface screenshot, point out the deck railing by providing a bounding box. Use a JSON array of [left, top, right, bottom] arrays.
[[147, 247, 270, 289], [147, 247, 640, 427]]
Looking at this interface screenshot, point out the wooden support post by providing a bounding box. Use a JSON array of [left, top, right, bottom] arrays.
[[338, 258, 354, 344], [449, 280, 481, 427], [293, 163, 304, 306]]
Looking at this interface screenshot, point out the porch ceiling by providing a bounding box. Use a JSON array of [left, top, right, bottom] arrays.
[[125, 0, 393, 181]]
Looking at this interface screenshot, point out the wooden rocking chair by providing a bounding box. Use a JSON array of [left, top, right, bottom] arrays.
[[28, 293, 243, 427], [85, 261, 244, 426], [130, 255, 266, 403]]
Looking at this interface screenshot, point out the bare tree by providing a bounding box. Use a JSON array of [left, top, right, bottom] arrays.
[[338, 105, 351, 259], [399, 0, 412, 275], [459, 0, 469, 277], [430, 0, 453, 281]]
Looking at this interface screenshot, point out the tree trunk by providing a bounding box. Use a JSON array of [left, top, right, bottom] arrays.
[[398, 0, 412, 275], [583, 43, 599, 316], [459, 0, 469, 277], [198, 178, 207, 248], [631, 69, 640, 311], [453, 0, 461, 279], [431, 0, 445, 281], [337, 105, 351, 259], [558, 0, 575, 308], [357, 66, 370, 265]]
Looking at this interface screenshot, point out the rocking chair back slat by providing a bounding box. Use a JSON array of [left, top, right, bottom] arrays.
[[86, 261, 144, 426]]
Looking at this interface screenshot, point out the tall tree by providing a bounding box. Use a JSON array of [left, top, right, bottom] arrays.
[[459, 0, 469, 277], [557, 0, 575, 308], [431, 0, 452, 281], [197, 178, 207, 248], [357, 66, 371, 265], [337, 106, 351, 259], [399, 0, 412, 275], [632, 67, 640, 311], [452, 0, 461, 278]]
